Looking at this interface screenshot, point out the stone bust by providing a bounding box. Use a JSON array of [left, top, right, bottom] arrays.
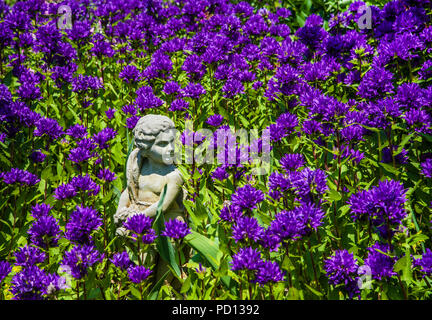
[[114, 114, 185, 235]]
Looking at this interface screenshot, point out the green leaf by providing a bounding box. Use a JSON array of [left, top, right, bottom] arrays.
[[148, 270, 170, 300], [394, 249, 413, 283], [130, 286, 142, 299], [153, 185, 181, 278], [304, 283, 323, 298], [180, 275, 191, 294], [184, 230, 221, 270], [407, 232, 429, 247], [327, 189, 342, 201], [287, 287, 300, 300]]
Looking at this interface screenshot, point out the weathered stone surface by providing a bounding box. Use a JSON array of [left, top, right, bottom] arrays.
[[114, 114, 187, 284]]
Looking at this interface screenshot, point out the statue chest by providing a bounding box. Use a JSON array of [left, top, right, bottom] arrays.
[[138, 173, 168, 194]]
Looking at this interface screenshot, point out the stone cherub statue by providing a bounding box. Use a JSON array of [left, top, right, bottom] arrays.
[[114, 114, 186, 282]]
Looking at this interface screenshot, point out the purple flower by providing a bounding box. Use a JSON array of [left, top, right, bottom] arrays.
[[324, 250, 360, 299], [110, 251, 133, 271], [421, 159, 432, 178], [276, 113, 298, 132], [127, 266, 152, 284], [68, 147, 94, 163], [124, 214, 152, 235], [105, 108, 116, 119], [363, 243, 397, 280], [28, 215, 60, 248], [72, 75, 103, 93], [169, 98, 189, 111], [290, 167, 328, 200], [231, 184, 265, 212], [14, 245, 46, 267], [211, 166, 229, 181], [30, 203, 52, 219], [122, 104, 137, 116], [259, 228, 281, 252], [53, 182, 77, 201], [280, 153, 304, 172], [219, 204, 242, 223], [419, 60, 432, 80], [119, 65, 141, 83], [163, 81, 181, 96], [268, 172, 291, 196], [182, 54, 206, 80], [65, 205, 102, 245], [93, 128, 117, 150], [0, 168, 39, 186], [206, 114, 224, 127], [66, 124, 88, 140], [357, 67, 394, 100], [30, 150, 46, 163], [97, 168, 117, 182], [230, 247, 264, 271], [126, 115, 140, 129], [10, 266, 48, 300], [404, 109, 431, 134], [162, 219, 191, 239], [61, 245, 104, 279], [91, 36, 115, 58], [34, 118, 64, 141], [222, 79, 244, 98], [232, 216, 264, 243], [270, 209, 304, 241], [0, 261, 12, 284], [255, 260, 284, 286], [124, 214, 157, 244], [414, 248, 432, 276], [70, 175, 101, 197], [181, 83, 206, 100], [347, 180, 407, 233], [135, 86, 164, 111], [45, 273, 68, 295]]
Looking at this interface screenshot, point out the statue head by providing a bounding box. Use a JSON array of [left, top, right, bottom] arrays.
[[132, 115, 176, 165]]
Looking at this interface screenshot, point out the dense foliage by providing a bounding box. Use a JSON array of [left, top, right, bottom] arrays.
[[0, 0, 432, 300]]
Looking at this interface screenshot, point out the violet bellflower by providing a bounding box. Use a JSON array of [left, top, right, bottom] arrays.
[[362, 242, 397, 280], [161, 219, 191, 239], [28, 214, 61, 248], [127, 265, 152, 284], [413, 248, 432, 276], [230, 247, 264, 272], [123, 214, 157, 244], [255, 260, 285, 286], [0, 261, 12, 284], [14, 245, 46, 267], [65, 205, 102, 244], [231, 184, 265, 213], [110, 251, 133, 271], [324, 249, 360, 299], [231, 216, 264, 243], [10, 265, 48, 300], [61, 244, 104, 280]]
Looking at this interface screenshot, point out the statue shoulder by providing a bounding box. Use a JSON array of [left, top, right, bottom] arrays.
[[168, 168, 184, 185]]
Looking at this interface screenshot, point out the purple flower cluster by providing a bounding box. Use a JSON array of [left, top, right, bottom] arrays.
[[54, 174, 100, 201], [0, 168, 39, 186], [124, 214, 157, 244], [324, 250, 360, 299], [348, 180, 407, 238], [65, 205, 102, 245], [162, 219, 191, 239], [61, 245, 104, 280]]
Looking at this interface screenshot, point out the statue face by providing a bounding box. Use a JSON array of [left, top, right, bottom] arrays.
[[146, 129, 176, 165]]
